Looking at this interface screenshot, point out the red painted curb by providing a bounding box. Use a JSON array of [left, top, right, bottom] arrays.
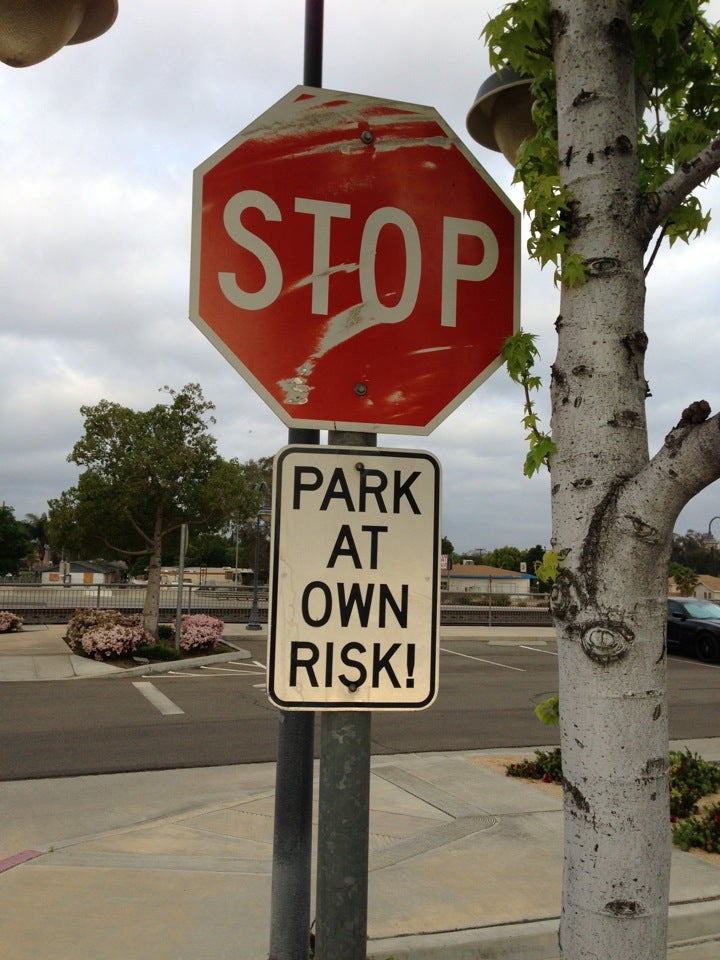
[[0, 850, 42, 873]]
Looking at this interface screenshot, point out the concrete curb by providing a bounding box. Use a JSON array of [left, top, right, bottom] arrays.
[[366, 898, 720, 960], [367, 916, 560, 959], [100, 643, 253, 679]]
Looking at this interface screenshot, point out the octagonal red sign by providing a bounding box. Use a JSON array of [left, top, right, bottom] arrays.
[[190, 86, 519, 434]]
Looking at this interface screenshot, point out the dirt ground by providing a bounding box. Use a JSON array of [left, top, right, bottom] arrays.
[[469, 753, 720, 866]]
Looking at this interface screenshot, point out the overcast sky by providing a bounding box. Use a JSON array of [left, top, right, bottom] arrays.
[[1, 1, 720, 554]]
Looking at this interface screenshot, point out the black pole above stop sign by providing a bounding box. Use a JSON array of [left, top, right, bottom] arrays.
[[268, 9, 323, 960], [303, 0, 324, 87]]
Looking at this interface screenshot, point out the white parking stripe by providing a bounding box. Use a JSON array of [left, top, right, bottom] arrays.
[[200, 665, 266, 675], [132, 681, 184, 715], [440, 647, 525, 672], [520, 644, 558, 656]]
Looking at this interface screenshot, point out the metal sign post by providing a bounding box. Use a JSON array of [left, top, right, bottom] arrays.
[[174, 523, 188, 652], [268, 436, 441, 959], [267, 7, 322, 957]]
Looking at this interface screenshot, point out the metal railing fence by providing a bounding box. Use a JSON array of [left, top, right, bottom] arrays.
[[0, 584, 552, 627]]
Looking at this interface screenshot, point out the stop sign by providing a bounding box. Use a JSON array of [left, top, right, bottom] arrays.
[[190, 86, 519, 434]]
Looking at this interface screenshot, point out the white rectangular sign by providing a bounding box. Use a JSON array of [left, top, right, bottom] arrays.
[[267, 446, 441, 710]]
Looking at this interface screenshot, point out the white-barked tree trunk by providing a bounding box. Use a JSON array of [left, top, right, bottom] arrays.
[[548, 2, 720, 956]]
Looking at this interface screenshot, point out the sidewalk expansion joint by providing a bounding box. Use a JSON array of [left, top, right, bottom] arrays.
[[369, 815, 497, 871], [372, 765, 481, 818]]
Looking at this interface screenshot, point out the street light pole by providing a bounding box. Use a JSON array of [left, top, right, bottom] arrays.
[[268, 6, 322, 958], [706, 516, 720, 550], [247, 482, 270, 631], [234, 514, 240, 587]]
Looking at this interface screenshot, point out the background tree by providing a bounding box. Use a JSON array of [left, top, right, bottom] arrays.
[[0, 505, 34, 575], [668, 561, 700, 596], [460, 546, 487, 564], [21, 512, 50, 566], [440, 535, 457, 568], [47, 384, 257, 636], [187, 457, 274, 581], [670, 528, 720, 575], [485, 2, 720, 957]]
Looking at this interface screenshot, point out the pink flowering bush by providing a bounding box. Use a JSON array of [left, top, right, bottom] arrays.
[[0, 611, 23, 633], [66, 609, 152, 660], [173, 614, 224, 653], [81, 624, 143, 660], [66, 609, 118, 650]]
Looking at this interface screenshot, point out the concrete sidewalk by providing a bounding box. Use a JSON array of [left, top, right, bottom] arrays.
[[1, 748, 719, 959], [0, 624, 719, 958], [0, 622, 257, 681]]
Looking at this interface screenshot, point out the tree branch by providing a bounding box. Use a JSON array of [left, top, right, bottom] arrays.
[[621, 411, 720, 532], [638, 136, 720, 242], [125, 510, 155, 549]]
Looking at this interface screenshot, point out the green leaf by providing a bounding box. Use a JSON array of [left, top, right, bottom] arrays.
[[524, 435, 557, 477], [534, 695, 560, 726], [534, 550, 564, 583], [485, 0, 720, 277]]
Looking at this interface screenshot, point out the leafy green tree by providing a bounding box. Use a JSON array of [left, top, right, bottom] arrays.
[[484, 545, 524, 570], [184, 531, 235, 569], [485, 2, 720, 956], [187, 457, 274, 580], [0, 505, 34, 575], [669, 562, 699, 596], [47, 384, 257, 636], [21, 512, 50, 565], [440, 535, 455, 557], [524, 543, 551, 592]]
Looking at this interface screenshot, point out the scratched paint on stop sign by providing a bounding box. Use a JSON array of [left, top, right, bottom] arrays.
[[190, 86, 519, 434]]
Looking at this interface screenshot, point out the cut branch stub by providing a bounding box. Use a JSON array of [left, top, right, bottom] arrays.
[[580, 621, 635, 664]]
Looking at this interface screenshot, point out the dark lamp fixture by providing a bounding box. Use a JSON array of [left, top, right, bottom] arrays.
[[0, 0, 118, 68], [705, 517, 720, 550], [257, 488, 272, 520], [467, 66, 534, 165]]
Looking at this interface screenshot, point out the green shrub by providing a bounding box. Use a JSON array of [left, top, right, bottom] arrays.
[[135, 642, 183, 662], [672, 802, 720, 853], [669, 750, 720, 819], [505, 747, 720, 824], [506, 747, 563, 784]]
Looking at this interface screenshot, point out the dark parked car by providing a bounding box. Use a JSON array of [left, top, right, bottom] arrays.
[[667, 597, 720, 663]]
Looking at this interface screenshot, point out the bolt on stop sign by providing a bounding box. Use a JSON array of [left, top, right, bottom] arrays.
[[190, 86, 520, 434]]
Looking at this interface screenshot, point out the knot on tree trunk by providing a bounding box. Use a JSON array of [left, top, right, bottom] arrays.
[[677, 399, 711, 427]]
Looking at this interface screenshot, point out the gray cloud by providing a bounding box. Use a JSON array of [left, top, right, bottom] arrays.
[[1, 1, 719, 553]]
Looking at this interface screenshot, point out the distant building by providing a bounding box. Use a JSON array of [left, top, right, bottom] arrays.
[[158, 566, 252, 586], [442, 562, 534, 595], [682, 574, 720, 602], [41, 560, 126, 586]]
